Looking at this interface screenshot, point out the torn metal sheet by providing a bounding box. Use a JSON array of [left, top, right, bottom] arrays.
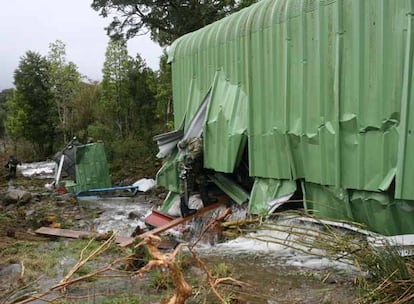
[[153, 120, 184, 158], [249, 178, 297, 215], [160, 191, 180, 214], [156, 151, 181, 193], [53, 137, 80, 180], [182, 88, 211, 139], [209, 173, 249, 205], [156, 90, 212, 192], [304, 182, 414, 236], [204, 71, 248, 173], [63, 143, 111, 194], [153, 129, 184, 158]]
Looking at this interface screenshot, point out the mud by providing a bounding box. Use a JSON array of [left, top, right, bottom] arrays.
[[0, 161, 360, 303]]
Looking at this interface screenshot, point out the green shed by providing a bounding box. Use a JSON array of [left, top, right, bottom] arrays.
[[157, 0, 414, 236]]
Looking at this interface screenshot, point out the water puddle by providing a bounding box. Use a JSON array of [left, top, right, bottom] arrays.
[[77, 195, 156, 237], [18, 161, 56, 179]]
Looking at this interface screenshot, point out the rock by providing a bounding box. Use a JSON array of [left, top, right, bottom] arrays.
[[55, 193, 75, 202], [6, 229, 16, 238], [3, 190, 32, 205], [0, 263, 22, 288], [0, 264, 22, 278], [25, 209, 35, 217], [128, 211, 142, 220], [188, 266, 204, 278]]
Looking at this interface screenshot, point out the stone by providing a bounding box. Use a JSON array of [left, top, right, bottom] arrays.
[[128, 211, 142, 220], [3, 190, 32, 205], [0, 263, 22, 288]]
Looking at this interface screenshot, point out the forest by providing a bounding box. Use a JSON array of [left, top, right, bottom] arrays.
[[0, 0, 257, 181]]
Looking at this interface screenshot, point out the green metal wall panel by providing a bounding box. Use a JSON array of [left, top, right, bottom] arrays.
[[249, 178, 297, 214], [204, 71, 248, 172], [156, 150, 181, 193], [168, 0, 414, 201], [74, 143, 111, 192], [304, 182, 414, 236]]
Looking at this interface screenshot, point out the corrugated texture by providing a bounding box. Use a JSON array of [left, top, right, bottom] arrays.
[[169, 0, 414, 200], [204, 71, 248, 172], [304, 182, 414, 236], [156, 150, 181, 193], [72, 143, 111, 193], [209, 173, 250, 205], [249, 178, 296, 214]]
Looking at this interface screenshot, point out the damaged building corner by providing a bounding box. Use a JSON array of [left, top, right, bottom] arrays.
[[152, 0, 414, 237]]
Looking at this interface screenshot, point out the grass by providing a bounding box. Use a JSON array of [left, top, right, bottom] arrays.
[[211, 262, 231, 278]]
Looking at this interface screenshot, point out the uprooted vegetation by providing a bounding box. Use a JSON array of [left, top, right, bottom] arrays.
[[0, 176, 410, 303], [1, 192, 414, 304], [224, 212, 414, 304], [1, 208, 250, 304]]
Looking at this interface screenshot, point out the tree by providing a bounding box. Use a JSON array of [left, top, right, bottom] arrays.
[[48, 40, 81, 143], [0, 89, 13, 139], [155, 52, 173, 130], [91, 0, 239, 46], [101, 38, 132, 137], [127, 54, 157, 135], [6, 51, 57, 156], [69, 81, 101, 142]]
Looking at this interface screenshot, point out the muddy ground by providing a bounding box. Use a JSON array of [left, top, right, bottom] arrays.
[[0, 169, 361, 304]]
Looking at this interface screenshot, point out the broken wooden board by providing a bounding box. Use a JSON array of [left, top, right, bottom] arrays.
[[35, 227, 91, 239], [144, 209, 176, 228], [35, 227, 134, 246], [35, 198, 225, 248]]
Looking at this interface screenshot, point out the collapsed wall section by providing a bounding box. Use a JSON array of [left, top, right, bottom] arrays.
[[160, 0, 414, 235]]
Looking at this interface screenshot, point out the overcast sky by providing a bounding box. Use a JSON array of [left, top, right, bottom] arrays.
[[0, 0, 163, 90]]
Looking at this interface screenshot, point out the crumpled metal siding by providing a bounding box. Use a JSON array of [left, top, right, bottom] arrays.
[[74, 143, 111, 192], [169, 0, 414, 200], [304, 182, 414, 236], [204, 71, 248, 172]]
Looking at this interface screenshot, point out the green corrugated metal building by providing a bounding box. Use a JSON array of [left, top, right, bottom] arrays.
[[64, 143, 112, 193], [157, 0, 414, 236]]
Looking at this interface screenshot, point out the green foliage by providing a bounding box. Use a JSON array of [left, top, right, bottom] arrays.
[[0, 89, 13, 138], [6, 51, 57, 156], [91, 0, 248, 46], [149, 268, 173, 290], [87, 122, 116, 145], [71, 82, 101, 141], [124, 53, 158, 144], [155, 52, 173, 131], [48, 40, 81, 143], [237, 0, 260, 10], [211, 262, 231, 278], [101, 38, 132, 137]]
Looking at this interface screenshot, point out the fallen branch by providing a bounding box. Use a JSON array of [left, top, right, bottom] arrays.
[[135, 235, 192, 304], [188, 246, 250, 303]]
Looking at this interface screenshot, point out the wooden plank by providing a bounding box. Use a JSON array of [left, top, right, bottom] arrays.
[[35, 227, 134, 246], [35, 197, 225, 248], [144, 209, 175, 228], [35, 227, 91, 239]]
